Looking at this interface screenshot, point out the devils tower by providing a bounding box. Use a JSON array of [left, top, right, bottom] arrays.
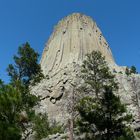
[[32, 13, 140, 133], [41, 13, 115, 76]]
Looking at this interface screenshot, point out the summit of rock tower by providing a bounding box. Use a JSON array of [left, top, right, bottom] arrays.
[[40, 13, 115, 76]]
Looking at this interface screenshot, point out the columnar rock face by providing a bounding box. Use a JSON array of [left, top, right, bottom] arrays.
[[40, 13, 115, 76], [31, 13, 140, 134]]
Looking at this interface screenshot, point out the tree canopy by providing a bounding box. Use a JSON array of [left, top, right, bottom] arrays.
[[77, 51, 134, 140], [7, 42, 44, 86], [0, 43, 44, 140]]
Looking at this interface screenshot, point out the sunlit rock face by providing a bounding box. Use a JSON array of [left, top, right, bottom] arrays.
[[31, 13, 140, 131], [40, 13, 115, 76]]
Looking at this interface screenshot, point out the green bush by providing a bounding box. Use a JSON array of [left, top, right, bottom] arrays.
[[33, 113, 63, 140], [135, 132, 140, 139]]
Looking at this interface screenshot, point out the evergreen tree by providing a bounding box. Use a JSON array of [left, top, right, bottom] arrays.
[[0, 81, 22, 140], [33, 113, 63, 140], [77, 86, 134, 140], [125, 66, 137, 76], [0, 43, 44, 139], [130, 66, 137, 74], [7, 42, 44, 86], [7, 42, 44, 108], [77, 51, 134, 140], [81, 51, 118, 98]]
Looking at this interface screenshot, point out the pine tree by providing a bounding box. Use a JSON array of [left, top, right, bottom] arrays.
[[0, 81, 22, 140], [7, 42, 44, 86], [7, 42, 44, 108], [130, 66, 137, 74], [125, 66, 137, 76], [33, 113, 63, 140], [0, 43, 44, 139], [77, 87, 134, 140], [81, 51, 118, 98], [77, 51, 134, 140]]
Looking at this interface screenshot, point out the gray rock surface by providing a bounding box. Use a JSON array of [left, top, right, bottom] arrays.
[[30, 13, 140, 139], [40, 13, 115, 76]]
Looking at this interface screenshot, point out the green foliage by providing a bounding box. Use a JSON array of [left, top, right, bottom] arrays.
[[125, 66, 137, 76], [135, 132, 140, 139], [0, 123, 21, 140], [33, 114, 63, 140], [130, 66, 137, 74], [50, 121, 63, 134], [0, 84, 22, 140], [6, 43, 43, 111], [33, 114, 50, 139], [81, 51, 118, 98], [119, 71, 123, 74], [77, 51, 134, 140], [6, 42, 44, 108], [0, 82, 38, 140], [22, 87, 39, 109], [115, 127, 135, 140], [7, 42, 44, 86], [77, 87, 134, 140], [0, 85, 22, 119], [0, 43, 44, 139]]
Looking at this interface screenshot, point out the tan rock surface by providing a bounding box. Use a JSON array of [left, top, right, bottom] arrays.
[[31, 13, 140, 134], [40, 13, 115, 76]]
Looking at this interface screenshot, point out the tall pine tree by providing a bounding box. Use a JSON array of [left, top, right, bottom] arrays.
[[81, 51, 118, 98], [0, 80, 22, 140], [7, 42, 44, 86], [77, 51, 134, 140], [0, 43, 44, 140]]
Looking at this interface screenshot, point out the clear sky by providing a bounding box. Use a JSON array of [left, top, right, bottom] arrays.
[[0, 0, 140, 83]]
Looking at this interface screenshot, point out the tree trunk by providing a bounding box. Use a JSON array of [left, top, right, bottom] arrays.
[[132, 77, 140, 120], [68, 119, 74, 140]]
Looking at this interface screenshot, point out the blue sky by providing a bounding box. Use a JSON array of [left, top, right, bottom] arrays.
[[0, 0, 140, 83]]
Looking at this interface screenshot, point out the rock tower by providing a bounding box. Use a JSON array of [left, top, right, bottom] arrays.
[[41, 13, 115, 76], [32, 13, 140, 131]]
